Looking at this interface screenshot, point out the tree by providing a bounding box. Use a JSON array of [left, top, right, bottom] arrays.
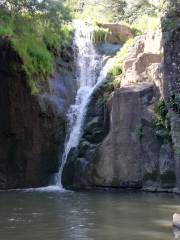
[[78, 0, 154, 21], [0, 0, 74, 94], [0, 0, 72, 36]]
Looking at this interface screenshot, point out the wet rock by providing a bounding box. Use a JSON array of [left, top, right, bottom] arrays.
[[78, 140, 90, 158], [84, 117, 102, 135], [171, 113, 180, 190], [141, 126, 160, 188], [159, 143, 176, 188], [61, 147, 78, 188]]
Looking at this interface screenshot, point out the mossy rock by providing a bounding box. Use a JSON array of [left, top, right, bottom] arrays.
[[143, 171, 159, 183], [78, 140, 90, 158], [84, 117, 102, 135], [110, 178, 119, 186], [160, 170, 176, 188]]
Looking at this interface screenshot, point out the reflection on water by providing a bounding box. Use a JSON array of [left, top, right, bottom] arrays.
[[0, 190, 179, 240]]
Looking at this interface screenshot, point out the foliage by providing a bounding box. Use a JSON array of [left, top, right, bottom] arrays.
[[113, 75, 122, 88], [106, 38, 133, 81], [92, 22, 109, 42], [162, 0, 180, 15], [133, 16, 160, 35], [115, 38, 133, 65], [151, 99, 171, 143], [135, 124, 143, 137], [107, 64, 122, 77], [97, 92, 111, 104], [75, 0, 127, 22], [75, 0, 159, 22], [162, 18, 179, 32], [0, 0, 73, 94]]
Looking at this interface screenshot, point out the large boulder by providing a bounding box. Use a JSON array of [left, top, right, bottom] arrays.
[[63, 82, 156, 189], [98, 23, 135, 43], [62, 81, 176, 190]]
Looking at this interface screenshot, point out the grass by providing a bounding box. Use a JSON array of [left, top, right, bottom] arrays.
[[151, 99, 171, 144], [91, 20, 109, 42], [113, 75, 122, 88], [0, 13, 73, 94], [106, 38, 133, 80]]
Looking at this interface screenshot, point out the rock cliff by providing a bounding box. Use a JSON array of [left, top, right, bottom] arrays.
[[0, 36, 76, 189]]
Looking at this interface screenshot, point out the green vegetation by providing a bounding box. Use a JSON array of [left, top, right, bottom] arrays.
[[92, 21, 109, 42], [97, 92, 111, 104], [135, 124, 143, 137], [151, 99, 171, 144], [160, 170, 176, 187], [107, 38, 133, 80], [110, 178, 119, 186], [0, 0, 74, 94], [115, 39, 133, 66], [113, 75, 122, 88], [74, 0, 162, 36], [143, 171, 159, 182], [107, 64, 122, 78]]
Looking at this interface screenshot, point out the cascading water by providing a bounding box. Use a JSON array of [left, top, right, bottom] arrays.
[[53, 20, 115, 189]]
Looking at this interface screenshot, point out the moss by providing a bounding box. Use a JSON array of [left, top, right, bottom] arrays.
[[143, 171, 159, 182], [110, 178, 119, 186], [160, 170, 176, 187], [96, 91, 111, 104]]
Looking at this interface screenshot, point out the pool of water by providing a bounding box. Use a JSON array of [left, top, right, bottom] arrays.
[[0, 189, 180, 240]]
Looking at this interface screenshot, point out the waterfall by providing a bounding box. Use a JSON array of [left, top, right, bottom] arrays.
[[52, 20, 114, 190]]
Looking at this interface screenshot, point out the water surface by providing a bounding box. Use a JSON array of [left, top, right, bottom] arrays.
[[0, 190, 179, 240]]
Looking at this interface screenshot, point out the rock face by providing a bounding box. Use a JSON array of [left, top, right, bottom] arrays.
[[121, 28, 163, 86], [161, 15, 180, 100], [62, 82, 176, 190], [98, 23, 135, 43], [171, 114, 180, 190], [0, 37, 76, 189]]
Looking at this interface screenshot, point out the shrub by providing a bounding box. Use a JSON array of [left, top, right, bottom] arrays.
[[113, 75, 122, 88], [151, 99, 171, 143], [115, 38, 133, 65]]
